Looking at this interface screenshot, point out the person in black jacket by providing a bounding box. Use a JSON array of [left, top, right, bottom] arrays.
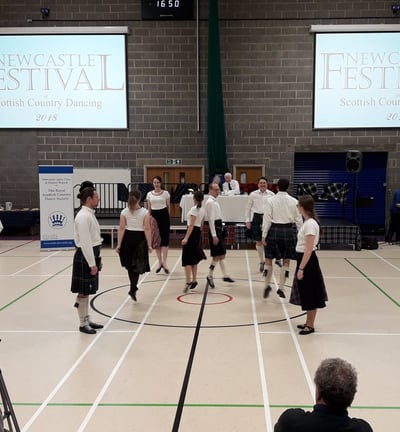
[[274, 357, 373, 432]]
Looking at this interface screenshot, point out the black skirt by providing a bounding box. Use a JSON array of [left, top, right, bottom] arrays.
[[295, 251, 328, 311], [119, 230, 150, 274], [70, 246, 101, 295], [182, 226, 207, 266], [151, 207, 170, 247]]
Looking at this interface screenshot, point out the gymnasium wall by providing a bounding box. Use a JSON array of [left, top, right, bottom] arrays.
[[0, 0, 399, 210]]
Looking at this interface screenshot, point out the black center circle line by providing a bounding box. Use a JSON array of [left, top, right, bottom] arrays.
[[90, 284, 306, 329]]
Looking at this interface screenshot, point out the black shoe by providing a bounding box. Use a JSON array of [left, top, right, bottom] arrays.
[[89, 322, 104, 329], [263, 285, 272, 299], [190, 281, 198, 290], [297, 323, 307, 329], [128, 290, 137, 302], [259, 262, 264, 273], [299, 326, 315, 335], [277, 289, 286, 298], [163, 266, 170, 274], [155, 266, 162, 273], [223, 276, 235, 283], [79, 325, 96, 334], [184, 283, 191, 293], [206, 275, 215, 288], [263, 269, 268, 277]]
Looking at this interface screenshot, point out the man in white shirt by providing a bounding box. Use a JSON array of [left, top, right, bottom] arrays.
[[222, 172, 241, 196], [71, 186, 104, 334], [205, 183, 235, 288], [262, 178, 303, 299], [245, 177, 275, 272]]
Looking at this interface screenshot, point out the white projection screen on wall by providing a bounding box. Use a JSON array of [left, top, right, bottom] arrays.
[[0, 27, 128, 129], [313, 25, 400, 129]]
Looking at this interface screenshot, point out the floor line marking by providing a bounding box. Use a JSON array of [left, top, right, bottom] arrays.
[[271, 273, 315, 401], [245, 250, 273, 432], [21, 255, 180, 431], [345, 257, 400, 308], [11, 251, 61, 276], [76, 254, 182, 432]]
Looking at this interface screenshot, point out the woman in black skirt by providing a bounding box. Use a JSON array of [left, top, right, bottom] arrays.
[[146, 176, 171, 273], [181, 191, 207, 292], [116, 190, 152, 302], [291, 194, 327, 335]]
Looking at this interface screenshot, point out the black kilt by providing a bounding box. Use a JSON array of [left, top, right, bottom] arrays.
[[182, 226, 207, 266], [208, 220, 227, 257], [264, 223, 297, 260], [250, 213, 263, 241], [119, 230, 150, 274], [70, 246, 101, 295], [294, 251, 328, 311]]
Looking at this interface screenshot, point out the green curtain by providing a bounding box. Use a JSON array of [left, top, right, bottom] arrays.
[[207, 0, 228, 179]]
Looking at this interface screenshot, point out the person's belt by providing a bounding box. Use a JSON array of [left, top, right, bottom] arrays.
[[271, 222, 294, 227]]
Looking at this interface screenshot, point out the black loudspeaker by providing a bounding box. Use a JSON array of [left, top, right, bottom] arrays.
[[346, 150, 362, 173]]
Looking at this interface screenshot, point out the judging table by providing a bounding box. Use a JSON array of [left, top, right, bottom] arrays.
[[179, 194, 250, 223]]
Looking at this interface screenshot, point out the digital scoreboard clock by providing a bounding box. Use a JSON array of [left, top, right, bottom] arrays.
[[141, 0, 193, 20]]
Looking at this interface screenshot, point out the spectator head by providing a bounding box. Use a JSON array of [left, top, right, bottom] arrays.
[[224, 172, 233, 182], [314, 358, 358, 410]]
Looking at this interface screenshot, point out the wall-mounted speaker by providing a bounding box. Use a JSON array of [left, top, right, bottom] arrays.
[[346, 150, 362, 173]]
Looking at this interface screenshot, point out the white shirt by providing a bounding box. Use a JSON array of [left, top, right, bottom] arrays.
[[262, 191, 303, 238], [296, 218, 319, 252], [121, 206, 148, 231], [74, 206, 103, 267], [146, 190, 170, 210], [222, 179, 240, 196], [245, 188, 275, 222], [205, 195, 222, 237], [187, 205, 206, 227]]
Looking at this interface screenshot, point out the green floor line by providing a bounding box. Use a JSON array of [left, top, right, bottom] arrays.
[[345, 258, 400, 308], [6, 402, 400, 410], [0, 264, 72, 312]]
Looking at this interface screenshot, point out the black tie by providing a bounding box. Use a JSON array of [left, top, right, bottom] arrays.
[[228, 183, 232, 190]]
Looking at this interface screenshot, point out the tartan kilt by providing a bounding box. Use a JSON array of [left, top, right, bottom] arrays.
[[208, 220, 227, 257], [250, 213, 263, 241], [71, 246, 101, 295], [264, 224, 297, 260]]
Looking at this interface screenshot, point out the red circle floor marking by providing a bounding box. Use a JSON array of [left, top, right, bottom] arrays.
[[177, 292, 233, 305]]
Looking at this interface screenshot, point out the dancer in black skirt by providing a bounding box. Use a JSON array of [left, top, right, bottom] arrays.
[[181, 191, 207, 292], [146, 176, 171, 273], [291, 194, 327, 335], [116, 190, 152, 302]]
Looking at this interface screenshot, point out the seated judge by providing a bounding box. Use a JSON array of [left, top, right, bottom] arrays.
[[222, 172, 241, 196]]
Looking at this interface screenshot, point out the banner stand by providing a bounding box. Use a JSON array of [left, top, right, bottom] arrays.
[[38, 165, 75, 250]]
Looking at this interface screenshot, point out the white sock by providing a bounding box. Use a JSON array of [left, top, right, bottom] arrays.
[[219, 260, 227, 276], [209, 261, 217, 276], [264, 265, 273, 286], [279, 266, 290, 290], [76, 296, 89, 327], [256, 244, 264, 263]]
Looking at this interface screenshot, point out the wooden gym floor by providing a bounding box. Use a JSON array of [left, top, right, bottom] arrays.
[[0, 239, 399, 431]]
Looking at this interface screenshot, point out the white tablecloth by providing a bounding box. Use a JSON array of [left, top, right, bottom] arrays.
[[179, 194, 249, 223]]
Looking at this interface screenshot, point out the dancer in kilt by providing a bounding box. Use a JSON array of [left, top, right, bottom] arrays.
[[71, 186, 104, 335], [262, 178, 303, 299]]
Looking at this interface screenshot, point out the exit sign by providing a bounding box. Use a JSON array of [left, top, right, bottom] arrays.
[[166, 159, 182, 165]]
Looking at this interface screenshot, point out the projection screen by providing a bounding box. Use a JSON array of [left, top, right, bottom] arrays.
[[0, 27, 128, 129], [313, 25, 400, 129]]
